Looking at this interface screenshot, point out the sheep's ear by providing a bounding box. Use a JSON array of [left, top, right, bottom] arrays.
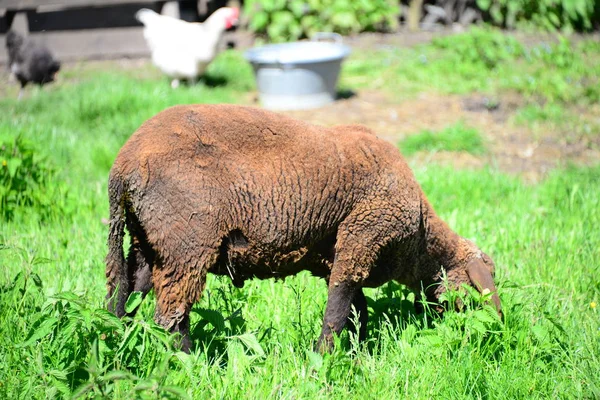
[[466, 258, 502, 317]]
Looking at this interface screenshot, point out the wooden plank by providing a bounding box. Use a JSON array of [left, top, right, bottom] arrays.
[[0, 0, 154, 11], [0, 26, 150, 63], [26, 3, 151, 32]]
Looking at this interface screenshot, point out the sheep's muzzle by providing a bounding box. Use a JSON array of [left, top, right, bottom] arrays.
[[466, 258, 502, 318]]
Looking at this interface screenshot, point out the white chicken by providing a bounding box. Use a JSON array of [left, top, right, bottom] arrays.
[[136, 7, 239, 88]]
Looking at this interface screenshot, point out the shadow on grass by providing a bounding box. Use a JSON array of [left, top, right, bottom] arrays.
[[188, 306, 246, 365], [200, 73, 229, 87], [173, 73, 229, 88], [336, 88, 356, 100], [188, 279, 509, 363], [187, 280, 430, 361], [362, 281, 435, 351]]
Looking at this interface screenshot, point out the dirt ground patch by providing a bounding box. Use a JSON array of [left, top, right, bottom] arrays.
[[282, 90, 600, 182]]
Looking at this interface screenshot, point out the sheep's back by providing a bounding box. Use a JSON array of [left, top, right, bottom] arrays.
[[111, 104, 421, 252]]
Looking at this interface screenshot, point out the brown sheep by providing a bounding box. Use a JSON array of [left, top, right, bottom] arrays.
[[106, 104, 501, 352]]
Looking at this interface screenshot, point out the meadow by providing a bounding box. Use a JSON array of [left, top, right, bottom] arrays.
[[1, 28, 599, 399]]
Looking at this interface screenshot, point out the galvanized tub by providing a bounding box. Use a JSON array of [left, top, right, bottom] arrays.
[[245, 34, 351, 110]]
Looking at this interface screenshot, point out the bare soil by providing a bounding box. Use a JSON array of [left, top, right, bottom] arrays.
[[282, 90, 600, 182]]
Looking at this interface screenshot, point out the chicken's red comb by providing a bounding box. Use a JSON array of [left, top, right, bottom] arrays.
[[225, 7, 239, 29]]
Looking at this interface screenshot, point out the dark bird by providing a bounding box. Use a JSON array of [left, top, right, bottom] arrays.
[[5, 30, 61, 99]]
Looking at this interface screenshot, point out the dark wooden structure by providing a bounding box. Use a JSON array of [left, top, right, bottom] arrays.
[[0, 0, 232, 63]]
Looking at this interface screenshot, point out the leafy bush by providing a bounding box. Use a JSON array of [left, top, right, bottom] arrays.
[[511, 37, 596, 103], [246, 0, 400, 42], [420, 29, 597, 104], [476, 0, 597, 31], [0, 136, 62, 221]]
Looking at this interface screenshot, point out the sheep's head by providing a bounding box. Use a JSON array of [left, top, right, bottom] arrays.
[[426, 242, 501, 317], [465, 251, 502, 316]]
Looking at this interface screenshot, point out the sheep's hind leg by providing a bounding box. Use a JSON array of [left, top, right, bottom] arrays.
[[125, 234, 154, 316], [152, 248, 218, 353], [153, 268, 200, 352]]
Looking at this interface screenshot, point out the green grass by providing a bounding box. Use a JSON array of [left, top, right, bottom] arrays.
[[1, 34, 600, 399], [399, 122, 486, 156], [344, 29, 600, 103]]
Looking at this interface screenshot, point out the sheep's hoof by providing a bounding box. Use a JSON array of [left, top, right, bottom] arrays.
[[314, 334, 334, 354], [171, 79, 180, 89]]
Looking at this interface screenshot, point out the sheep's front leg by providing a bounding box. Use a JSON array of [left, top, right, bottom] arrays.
[[315, 199, 401, 353], [316, 211, 389, 352], [316, 279, 361, 352], [317, 285, 368, 350], [348, 288, 368, 342]]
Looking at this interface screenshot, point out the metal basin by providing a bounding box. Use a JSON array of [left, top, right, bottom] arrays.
[[245, 35, 351, 110]]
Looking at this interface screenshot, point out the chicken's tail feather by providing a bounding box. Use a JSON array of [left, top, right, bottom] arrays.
[[135, 8, 161, 25]]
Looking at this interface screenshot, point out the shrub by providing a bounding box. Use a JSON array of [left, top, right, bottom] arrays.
[[513, 37, 596, 103], [476, 0, 597, 31], [245, 0, 400, 42], [0, 136, 61, 221]]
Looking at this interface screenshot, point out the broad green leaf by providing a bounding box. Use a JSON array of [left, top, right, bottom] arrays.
[[290, 0, 307, 17], [6, 158, 21, 178], [531, 324, 551, 344], [548, 12, 560, 28], [417, 332, 443, 347], [52, 291, 83, 303], [93, 309, 124, 330], [50, 377, 71, 396], [272, 10, 295, 25], [20, 316, 58, 347], [249, 11, 269, 32], [124, 291, 143, 314], [118, 323, 141, 353], [195, 308, 226, 332], [48, 369, 68, 380], [102, 370, 135, 381], [469, 319, 487, 335], [232, 333, 265, 357], [476, 0, 492, 10]]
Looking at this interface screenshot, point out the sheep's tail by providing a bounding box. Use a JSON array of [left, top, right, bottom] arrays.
[[105, 173, 129, 317]]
